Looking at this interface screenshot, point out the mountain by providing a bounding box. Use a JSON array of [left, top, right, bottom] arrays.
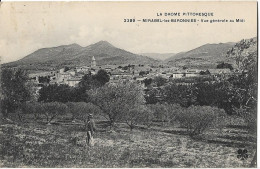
[[139, 53, 176, 61], [166, 42, 236, 69], [3, 41, 156, 72]]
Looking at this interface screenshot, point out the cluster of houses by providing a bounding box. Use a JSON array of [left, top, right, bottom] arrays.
[[29, 56, 233, 89]]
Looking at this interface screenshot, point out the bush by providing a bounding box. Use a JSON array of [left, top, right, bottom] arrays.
[[175, 106, 226, 136]]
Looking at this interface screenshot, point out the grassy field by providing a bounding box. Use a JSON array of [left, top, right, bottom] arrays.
[[0, 118, 256, 168]]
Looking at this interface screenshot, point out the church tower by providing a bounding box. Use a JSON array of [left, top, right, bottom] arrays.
[[91, 56, 96, 67]]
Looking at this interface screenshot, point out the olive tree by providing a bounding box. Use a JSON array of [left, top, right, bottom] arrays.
[[66, 102, 101, 122], [40, 102, 68, 124], [175, 106, 226, 136], [88, 81, 145, 127], [1, 68, 32, 118], [124, 105, 154, 131], [227, 37, 257, 167]]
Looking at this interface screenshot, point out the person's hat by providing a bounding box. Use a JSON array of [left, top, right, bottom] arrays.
[[88, 114, 93, 118]]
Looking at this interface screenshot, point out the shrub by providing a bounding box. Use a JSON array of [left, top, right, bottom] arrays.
[[175, 106, 226, 136]]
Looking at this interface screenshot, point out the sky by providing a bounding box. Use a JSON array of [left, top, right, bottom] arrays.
[[0, 1, 257, 63]]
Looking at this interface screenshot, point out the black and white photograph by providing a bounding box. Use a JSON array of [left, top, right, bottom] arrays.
[[0, 1, 258, 168]]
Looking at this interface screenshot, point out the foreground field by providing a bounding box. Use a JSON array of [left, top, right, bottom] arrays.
[[0, 120, 256, 168]]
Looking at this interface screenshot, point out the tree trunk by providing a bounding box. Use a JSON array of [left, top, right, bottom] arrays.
[[3, 109, 8, 118], [18, 113, 23, 122], [130, 125, 134, 131], [109, 120, 115, 130]]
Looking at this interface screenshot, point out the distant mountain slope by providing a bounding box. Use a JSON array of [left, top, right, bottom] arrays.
[[166, 42, 236, 69], [3, 41, 156, 71], [139, 53, 176, 61]]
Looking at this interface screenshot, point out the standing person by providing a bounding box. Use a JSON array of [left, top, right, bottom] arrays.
[[86, 114, 96, 146]]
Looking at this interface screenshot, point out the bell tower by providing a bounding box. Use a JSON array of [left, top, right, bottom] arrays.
[[91, 56, 96, 67]]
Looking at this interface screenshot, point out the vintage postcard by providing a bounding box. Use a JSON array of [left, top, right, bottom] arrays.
[[0, 1, 257, 168]]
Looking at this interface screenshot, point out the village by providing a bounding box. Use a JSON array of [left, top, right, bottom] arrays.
[[28, 55, 232, 90]]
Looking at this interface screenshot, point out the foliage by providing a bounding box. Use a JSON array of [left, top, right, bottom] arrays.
[[21, 102, 68, 124], [66, 102, 101, 121], [78, 69, 110, 90], [38, 84, 89, 103], [0, 68, 32, 117], [121, 65, 130, 70], [216, 62, 233, 70], [38, 76, 50, 84], [193, 81, 237, 114], [226, 37, 257, 133], [148, 103, 181, 125], [139, 71, 149, 77], [163, 83, 197, 107], [21, 102, 43, 120], [143, 78, 152, 87], [40, 102, 68, 124], [170, 76, 213, 84], [123, 105, 154, 130], [199, 69, 211, 75], [88, 82, 145, 127], [64, 66, 70, 72], [93, 69, 110, 86], [152, 76, 167, 87], [144, 88, 160, 104], [175, 106, 226, 136], [148, 103, 168, 123]]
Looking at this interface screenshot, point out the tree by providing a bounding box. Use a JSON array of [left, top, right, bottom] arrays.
[[144, 88, 160, 104], [40, 102, 68, 124], [199, 69, 211, 75], [38, 84, 72, 103], [64, 66, 70, 72], [143, 78, 152, 87], [139, 71, 149, 77], [78, 74, 99, 90], [38, 76, 50, 84], [226, 37, 257, 167], [38, 84, 89, 103], [175, 106, 226, 136], [163, 83, 197, 107], [1, 68, 32, 118], [148, 103, 168, 124], [78, 69, 110, 90], [93, 69, 110, 86], [226, 37, 257, 122], [22, 102, 43, 120], [124, 105, 154, 131], [67, 102, 101, 122], [88, 81, 145, 127], [216, 62, 233, 70], [153, 76, 167, 87]]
